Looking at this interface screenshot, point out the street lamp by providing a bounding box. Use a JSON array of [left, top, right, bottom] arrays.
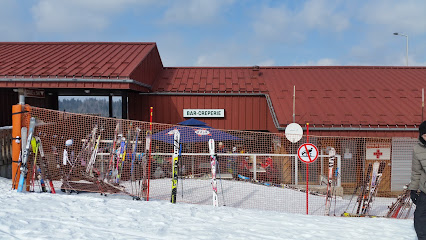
[[393, 32, 408, 66]]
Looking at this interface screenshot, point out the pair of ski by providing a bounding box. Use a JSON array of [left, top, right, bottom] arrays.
[[110, 124, 134, 184], [386, 185, 413, 218], [170, 132, 218, 207], [356, 161, 386, 215], [324, 148, 336, 216], [17, 117, 55, 193], [30, 136, 56, 193], [238, 174, 274, 186]]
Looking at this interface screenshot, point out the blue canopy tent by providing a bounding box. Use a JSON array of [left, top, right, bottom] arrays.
[[152, 118, 240, 144], [152, 119, 240, 178], [177, 118, 208, 127]]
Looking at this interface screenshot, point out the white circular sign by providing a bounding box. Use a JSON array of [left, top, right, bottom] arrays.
[[285, 123, 303, 143], [297, 143, 319, 164]]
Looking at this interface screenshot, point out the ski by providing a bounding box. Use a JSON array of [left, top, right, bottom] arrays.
[[131, 128, 141, 181], [86, 129, 102, 176], [108, 123, 119, 181], [356, 163, 373, 214], [363, 161, 386, 214], [130, 127, 140, 198], [141, 131, 151, 200], [12, 127, 27, 189], [83, 126, 98, 167], [122, 125, 133, 181], [35, 136, 55, 193], [341, 212, 380, 218], [360, 162, 380, 214], [30, 137, 45, 192], [115, 135, 125, 183], [209, 139, 219, 207], [238, 174, 272, 186], [18, 117, 36, 192], [171, 130, 180, 203], [324, 148, 336, 215], [386, 185, 413, 218]]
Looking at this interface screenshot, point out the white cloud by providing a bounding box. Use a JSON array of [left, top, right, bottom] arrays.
[[195, 50, 275, 67], [299, 0, 349, 32], [162, 0, 234, 25], [31, 0, 153, 34], [196, 53, 235, 67], [253, 6, 304, 43], [253, 0, 350, 43], [257, 59, 276, 66], [358, 0, 426, 35], [294, 58, 339, 66]]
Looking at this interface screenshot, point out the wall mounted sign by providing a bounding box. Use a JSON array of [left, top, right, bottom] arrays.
[[366, 143, 391, 160], [183, 109, 225, 118], [285, 123, 303, 143], [24, 88, 45, 98]]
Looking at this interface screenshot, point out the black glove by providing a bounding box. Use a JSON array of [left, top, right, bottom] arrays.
[[411, 190, 419, 204]]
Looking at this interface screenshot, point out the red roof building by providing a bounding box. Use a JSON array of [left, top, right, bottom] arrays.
[[0, 42, 425, 137]]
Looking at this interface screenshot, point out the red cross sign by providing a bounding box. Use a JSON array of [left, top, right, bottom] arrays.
[[373, 149, 383, 159]]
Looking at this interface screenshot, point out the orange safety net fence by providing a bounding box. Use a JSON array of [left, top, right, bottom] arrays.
[[13, 105, 416, 218]]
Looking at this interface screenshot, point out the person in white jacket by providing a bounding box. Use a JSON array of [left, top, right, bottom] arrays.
[[409, 121, 426, 240]]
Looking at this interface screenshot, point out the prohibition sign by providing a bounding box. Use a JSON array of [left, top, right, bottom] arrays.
[[297, 143, 319, 164]]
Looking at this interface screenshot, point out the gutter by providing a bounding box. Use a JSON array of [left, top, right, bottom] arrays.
[[142, 92, 421, 132], [0, 78, 152, 90]]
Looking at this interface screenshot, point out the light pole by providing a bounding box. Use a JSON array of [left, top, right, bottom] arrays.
[[393, 32, 408, 66]]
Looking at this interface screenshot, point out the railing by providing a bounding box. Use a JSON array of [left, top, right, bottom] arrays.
[[0, 126, 12, 179], [150, 153, 342, 186]]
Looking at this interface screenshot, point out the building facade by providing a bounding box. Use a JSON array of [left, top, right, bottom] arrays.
[[0, 42, 425, 138]]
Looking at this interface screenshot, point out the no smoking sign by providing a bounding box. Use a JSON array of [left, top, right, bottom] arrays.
[[297, 143, 319, 164]]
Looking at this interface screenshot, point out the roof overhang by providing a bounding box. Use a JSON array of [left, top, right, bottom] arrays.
[[0, 78, 152, 92]]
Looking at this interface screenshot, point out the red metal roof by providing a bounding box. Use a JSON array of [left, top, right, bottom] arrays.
[[0, 42, 162, 91], [0, 42, 424, 129], [153, 66, 426, 128], [152, 67, 268, 93]]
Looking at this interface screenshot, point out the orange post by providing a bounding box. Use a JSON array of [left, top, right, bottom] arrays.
[[11, 104, 22, 189]]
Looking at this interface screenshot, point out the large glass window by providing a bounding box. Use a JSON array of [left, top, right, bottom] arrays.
[[58, 96, 122, 118]]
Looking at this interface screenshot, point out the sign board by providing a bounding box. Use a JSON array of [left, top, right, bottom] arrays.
[[183, 109, 224, 118], [297, 143, 319, 164], [194, 128, 211, 136], [24, 89, 45, 98], [285, 123, 303, 143], [366, 143, 391, 160]]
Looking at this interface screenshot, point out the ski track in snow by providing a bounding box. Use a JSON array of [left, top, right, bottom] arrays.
[[0, 177, 417, 240]]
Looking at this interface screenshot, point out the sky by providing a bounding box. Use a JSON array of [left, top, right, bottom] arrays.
[[0, 177, 418, 240], [1, 0, 426, 67]]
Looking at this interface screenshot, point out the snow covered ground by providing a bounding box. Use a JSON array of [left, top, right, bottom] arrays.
[[147, 177, 413, 217], [0, 177, 418, 240]]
